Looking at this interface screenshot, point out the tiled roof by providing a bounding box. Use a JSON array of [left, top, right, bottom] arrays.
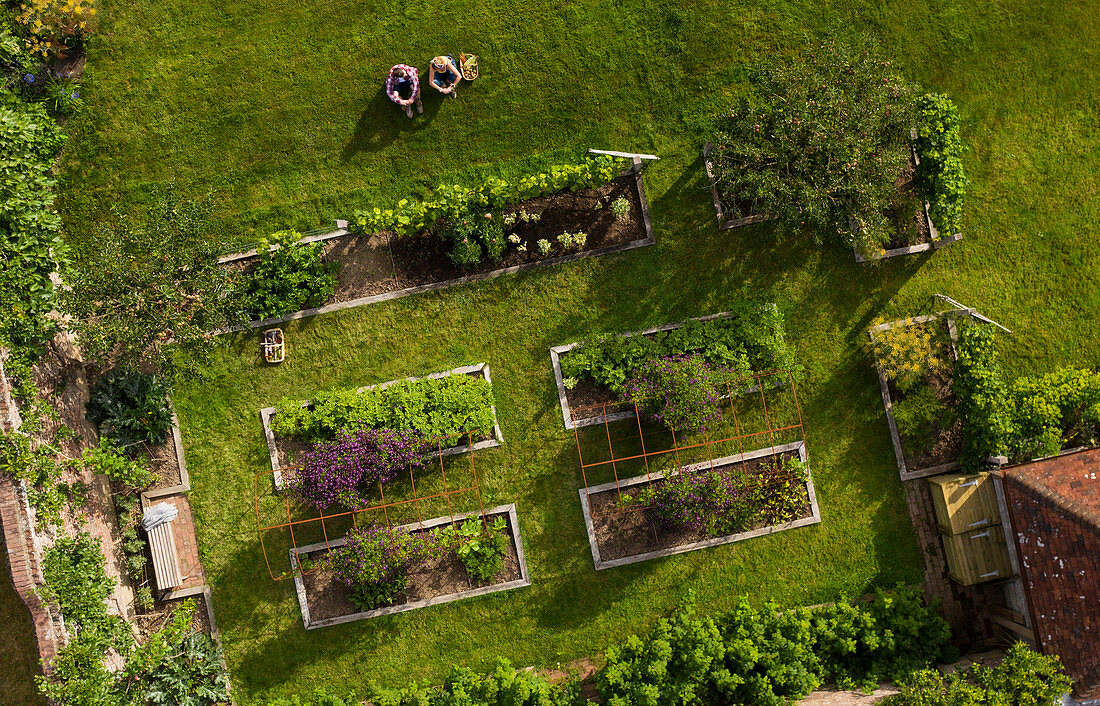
[[1001, 448, 1100, 701]]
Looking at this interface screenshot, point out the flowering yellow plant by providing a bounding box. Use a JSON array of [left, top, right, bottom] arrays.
[[871, 318, 946, 392], [17, 0, 98, 58]]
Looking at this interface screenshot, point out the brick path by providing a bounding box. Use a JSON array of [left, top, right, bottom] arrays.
[[902, 479, 1000, 648]]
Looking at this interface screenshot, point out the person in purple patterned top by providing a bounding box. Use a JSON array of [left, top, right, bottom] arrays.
[[385, 64, 422, 118]]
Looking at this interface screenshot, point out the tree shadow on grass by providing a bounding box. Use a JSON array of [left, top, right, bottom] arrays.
[[341, 86, 443, 160]]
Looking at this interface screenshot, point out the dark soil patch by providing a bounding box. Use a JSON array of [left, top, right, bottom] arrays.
[[563, 378, 624, 423], [885, 321, 964, 470], [140, 438, 182, 491], [588, 451, 811, 562], [229, 172, 647, 317], [299, 511, 522, 621]]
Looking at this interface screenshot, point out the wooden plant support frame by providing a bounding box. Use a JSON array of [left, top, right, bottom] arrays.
[[289, 503, 530, 628], [259, 363, 504, 489], [578, 441, 820, 570], [549, 306, 785, 430], [869, 309, 974, 481], [218, 155, 656, 332]]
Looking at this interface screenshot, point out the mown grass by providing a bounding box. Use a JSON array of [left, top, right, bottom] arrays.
[[61, 0, 1100, 701]]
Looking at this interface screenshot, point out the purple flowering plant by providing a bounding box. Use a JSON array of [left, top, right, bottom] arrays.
[[623, 354, 727, 434], [639, 455, 809, 536], [322, 523, 447, 610], [288, 428, 430, 509]]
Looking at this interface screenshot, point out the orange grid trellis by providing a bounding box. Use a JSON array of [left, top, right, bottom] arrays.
[[254, 428, 492, 581], [572, 368, 806, 520]]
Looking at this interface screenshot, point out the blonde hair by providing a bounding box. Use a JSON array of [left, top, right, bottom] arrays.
[[431, 56, 449, 70]]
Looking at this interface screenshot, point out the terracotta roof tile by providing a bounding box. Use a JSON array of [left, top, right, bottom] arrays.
[[1002, 448, 1100, 700]]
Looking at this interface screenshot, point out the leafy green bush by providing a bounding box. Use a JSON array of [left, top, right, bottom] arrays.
[[886, 642, 1071, 706], [914, 93, 968, 237], [893, 385, 957, 455], [366, 658, 581, 706], [141, 632, 232, 706], [599, 586, 951, 705], [1008, 367, 1100, 461], [560, 303, 792, 394], [354, 156, 622, 238], [870, 319, 949, 393], [243, 230, 339, 319], [78, 438, 156, 489], [271, 373, 496, 443], [952, 325, 1012, 471], [41, 533, 131, 648], [0, 88, 65, 363], [710, 38, 918, 249], [86, 371, 174, 446], [439, 212, 506, 268]]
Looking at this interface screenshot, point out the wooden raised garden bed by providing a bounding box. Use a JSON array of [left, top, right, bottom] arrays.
[[140, 401, 190, 499], [222, 161, 655, 329], [852, 143, 963, 262], [549, 308, 785, 430], [578, 441, 820, 570], [702, 142, 773, 230], [259, 363, 503, 489], [290, 504, 530, 628], [870, 313, 967, 481]]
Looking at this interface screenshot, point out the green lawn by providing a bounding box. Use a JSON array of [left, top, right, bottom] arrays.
[[61, 0, 1100, 702]]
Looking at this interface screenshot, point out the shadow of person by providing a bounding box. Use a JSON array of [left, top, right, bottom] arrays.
[[341, 85, 440, 160]]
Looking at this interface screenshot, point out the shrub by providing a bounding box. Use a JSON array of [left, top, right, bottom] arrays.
[[323, 524, 446, 611], [809, 586, 954, 690], [953, 325, 1012, 471], [561, 303, 790, 394], [354, 156, 621, 238], [716, 598, 821, 704], [365, 658, 579, 706], [0, 89, 65, 363], [271, 373, 496, 444], [16, 0, 98, 58], [86, 371, 174, 446], [439, 516, 509, 583], [710, 37, 918, 250], [892, 385, 957, 455], [288, 428, 430, 509], [78, 438, 156, 489], [62, 184, 243, 374], [1007, 367, 1100, 461], [624, 354, 727, 433], [140, 632, 232, 706], [243, 230, 339, 319], [871, 319, 948, 393], [886, 642, 1071, 706], [914, 93, 968, 237], [41, 533, 129, 645], [439, 212, 505, 267]]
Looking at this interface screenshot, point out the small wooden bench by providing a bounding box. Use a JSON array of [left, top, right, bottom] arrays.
[[146, 520, 182, 593]]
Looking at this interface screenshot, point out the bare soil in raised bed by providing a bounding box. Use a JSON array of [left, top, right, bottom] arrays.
[[299, 511, 522, 621], [140, 438, 183, 491], [885, 322, 964, 470], [587, 451, 811, 562], [229, 173, 646, 315]]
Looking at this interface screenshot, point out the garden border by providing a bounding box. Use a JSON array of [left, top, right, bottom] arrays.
[[221, 158, 655, 332], [548, 306, 784, 430], [702, 142, 773, 230], [577, 441, 819, 570], [259, 362, 503, 489], [869, 310, 970, 481], [289, 503, 530, 628]]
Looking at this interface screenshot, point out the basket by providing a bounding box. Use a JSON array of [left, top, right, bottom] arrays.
[[459, 53, 479, 81]]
